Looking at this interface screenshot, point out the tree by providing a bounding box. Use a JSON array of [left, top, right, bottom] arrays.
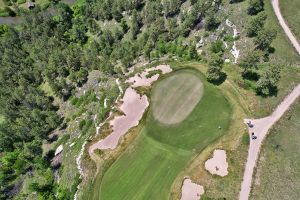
[[187, 44, 198, 60], [256, 66, 281, 96], [144, 39, 154, 60], [248, 0, 264, 15], [206, 53, 225, 83], [120, 18, 129, 33], [112, 1, 123, 22], [205, 13, 220, 31], [131, 9, 140, 39], [210, 40, 224, 54], [254, 28, 277, 50], [246, 11, 267, 37], [239, 50, 261, 78]]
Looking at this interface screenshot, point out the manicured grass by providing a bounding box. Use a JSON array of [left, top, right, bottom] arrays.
[[152, 71, 204, 125], [280, 0, 300, 43], [95, 69, 232, 200], [251, 99, 300, 199]]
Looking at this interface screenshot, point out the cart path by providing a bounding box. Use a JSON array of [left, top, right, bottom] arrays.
[[272, 0, 300, 55], [239, 84, 300, 200]]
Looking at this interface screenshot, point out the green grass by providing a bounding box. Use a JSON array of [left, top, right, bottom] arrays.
[[280, 0, 300, 43], [264, 0, 300, 65], [91, 68, 232, 200], [151, 71, 204, 125], [251, 99, 300, 199]]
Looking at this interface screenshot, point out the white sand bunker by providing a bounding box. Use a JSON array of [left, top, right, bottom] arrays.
[[126, 64, 172, 87], [205, 149, 228, 177], [89, 87, 149, 151], [181, 178, 204, 200]]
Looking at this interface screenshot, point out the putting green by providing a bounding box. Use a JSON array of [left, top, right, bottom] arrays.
[[93, 68, 232, 200], [152, 72, 204, 125]]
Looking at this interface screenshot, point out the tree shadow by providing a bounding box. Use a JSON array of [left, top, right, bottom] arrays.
[[209, 72, 227, 85], [242, 71, 260, 81]]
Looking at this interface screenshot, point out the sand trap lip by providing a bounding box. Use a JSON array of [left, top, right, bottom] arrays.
[[205, 149, 228, 177], [89, 87, 149, 151], [126, 64, 172, 87], [180, 178, 204, 200]]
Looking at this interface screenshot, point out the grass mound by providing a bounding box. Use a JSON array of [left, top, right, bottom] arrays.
[[95, 68, 232, 200], [151, 71, 204, 125]]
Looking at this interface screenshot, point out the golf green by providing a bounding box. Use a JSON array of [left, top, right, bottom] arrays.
[[95, 68, 232, 200]]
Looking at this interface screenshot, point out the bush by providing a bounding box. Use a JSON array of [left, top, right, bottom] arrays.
[[248, 0, 264, 15], [79, 119, 86, 130], [17, 0, 26, 5], [0, 7, 16, 17]]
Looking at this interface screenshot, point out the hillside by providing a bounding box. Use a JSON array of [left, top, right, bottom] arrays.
[[0, 0, 300, 200]]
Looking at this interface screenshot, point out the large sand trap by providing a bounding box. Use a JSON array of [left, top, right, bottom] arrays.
[[152, 72, 204, 124], [205, 149, 228, 177], [180, 178, 204, 200], [126, 64, 172, 87], [89, 87, 149, 151]]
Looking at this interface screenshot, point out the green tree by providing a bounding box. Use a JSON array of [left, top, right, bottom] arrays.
[[248, 0, 264, 15], [206, 53, 225, 83], [256, 66, 281, 96], [239, 50, 261, 78], [246, 11, 267, 37], [131, 9, 140, 39], [254, 28, 277, 50]]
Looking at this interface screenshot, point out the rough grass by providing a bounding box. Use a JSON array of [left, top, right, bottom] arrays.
[[264, 0, 300, 65], [251, 99, 300, 200], [95, 68, 232, 200], [280, 0, 300, 43], [152, 71, 204, 125]]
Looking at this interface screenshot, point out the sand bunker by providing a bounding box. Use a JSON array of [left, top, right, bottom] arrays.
[[89, 87, 149, 151], [205, 149, 228, 177], [126, 64, 172, 87], [180, 178, 204, 200]]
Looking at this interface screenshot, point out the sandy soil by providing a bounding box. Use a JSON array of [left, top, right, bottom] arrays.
[[239, 84, 300, 200], [180, 178, 204, 200], [272, 0, 300, 55], [89, 87, 149, 151], [126, 64, 172, 87], [205, 149, 228, 177]]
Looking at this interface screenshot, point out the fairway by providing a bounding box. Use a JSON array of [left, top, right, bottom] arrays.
[[152, 72, 204, 125], [96, 69, 232, 200]]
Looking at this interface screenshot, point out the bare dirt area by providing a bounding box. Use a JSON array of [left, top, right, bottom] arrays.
[[180, 178, 204, 200], [205, 149, 228, 177], [151, 72, 204, 125], [126, 64, 172, 87], [89, 87, 149, 151], [239, 84, 300, 200]]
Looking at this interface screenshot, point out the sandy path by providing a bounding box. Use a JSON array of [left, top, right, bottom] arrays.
[[205, 149, 228, 177], [239, 84, 300, 200], [272, 0, 300, 55], [180, 178, 204, 200]]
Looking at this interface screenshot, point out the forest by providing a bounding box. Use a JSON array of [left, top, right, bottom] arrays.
[[0, 0, 280, 199]]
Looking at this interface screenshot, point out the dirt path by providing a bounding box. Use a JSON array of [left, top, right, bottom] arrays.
[[272, 0, 300, 55], [239, 84, 300, 200]]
